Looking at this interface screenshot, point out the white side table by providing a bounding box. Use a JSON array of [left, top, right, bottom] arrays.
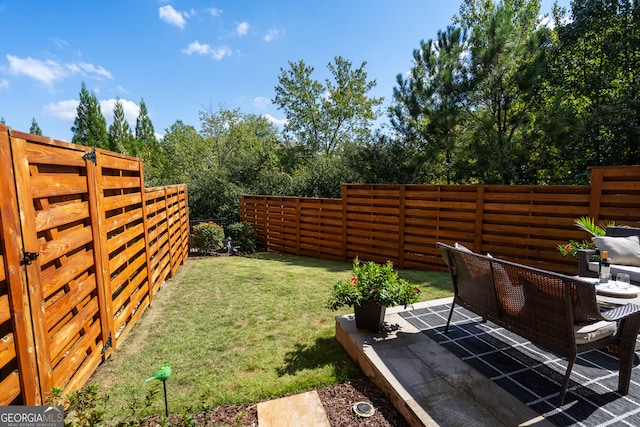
[[576, 276, 640, 307]]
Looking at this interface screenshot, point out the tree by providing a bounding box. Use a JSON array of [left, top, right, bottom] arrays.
[[552, 0, 640, 167], [135, 98, 157, 154], [344, 132, 425, 184], [390, 26, 468, 184], [135, 98, 163, 184], [108, 97, 135, 154], [157, 120, 209, 185], [273, 56, 383, 156], [71, 82, 108, 149], [199, 105, 281, 187], [455, 0, 551, 184], [29, 117, 42, 136]]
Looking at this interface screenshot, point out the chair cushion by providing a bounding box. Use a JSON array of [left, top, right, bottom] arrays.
[[492, 264, 524, 316], [574, 320, 617, 344], [454, 242, 474, 253], [593, 235, 640, 266]]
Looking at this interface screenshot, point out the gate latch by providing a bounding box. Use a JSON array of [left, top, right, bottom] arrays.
[[21, 251, 40, 266]]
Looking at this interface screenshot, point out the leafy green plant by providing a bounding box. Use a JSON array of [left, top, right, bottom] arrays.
[[326, 258, 421, 310], [225, 222, 257, 252], [557, 216, 615, 257], [192, 222, 225, 254], [64, 383, 108, 427]]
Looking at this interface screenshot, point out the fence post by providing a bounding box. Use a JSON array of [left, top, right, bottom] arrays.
[[85, 148, 114, 359], [140, 161, 155, 304], [588, 167, 604, 223], [474, 186, 485, 253], [342, 184, 348, 262], [397, 185, 406, 269], [295, 198, 301, 256]]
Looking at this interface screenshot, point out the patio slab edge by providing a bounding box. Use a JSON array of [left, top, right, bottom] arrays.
[[334, 298, 553, 427]]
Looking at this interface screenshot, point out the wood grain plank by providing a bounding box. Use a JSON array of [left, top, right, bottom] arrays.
[[34, 201, 90, 232], [101, 175, 141, 190], [0, 371, 21, 405], [0, 332, 16, 371], [30, 175, 88, 198], [26, 143, 86, 167], [39, 226, 93, 266]]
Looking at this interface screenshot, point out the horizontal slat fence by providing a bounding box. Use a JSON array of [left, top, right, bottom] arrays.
[[0, 125, 189, 405], [241, 165, 640, 274]]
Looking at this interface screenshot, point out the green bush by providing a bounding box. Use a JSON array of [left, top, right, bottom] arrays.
[[225, 222, 257, 252], [192, 222, 225, 254]]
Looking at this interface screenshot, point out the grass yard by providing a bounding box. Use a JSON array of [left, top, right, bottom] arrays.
[[88, 252, 452, 421]]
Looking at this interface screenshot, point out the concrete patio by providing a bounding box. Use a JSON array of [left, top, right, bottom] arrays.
[[335, 297, 555, 427]]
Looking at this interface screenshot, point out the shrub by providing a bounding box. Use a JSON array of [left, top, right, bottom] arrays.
[[192, 222, 225, 254], [189, 175, 242, 223], [226, 222, 257, 252]]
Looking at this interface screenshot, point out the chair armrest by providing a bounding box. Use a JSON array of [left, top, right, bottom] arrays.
[[577, 249, 598, 277]]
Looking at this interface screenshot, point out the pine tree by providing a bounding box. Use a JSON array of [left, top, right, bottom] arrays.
[[108, 97, 134, 154], [135, 98, 164, 183], [135, 98, 157, 155], [71, 82, 108, 149], [29, 117, 43, 136]]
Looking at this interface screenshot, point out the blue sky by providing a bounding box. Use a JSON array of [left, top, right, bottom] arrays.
[[0, 0, 570, 142]]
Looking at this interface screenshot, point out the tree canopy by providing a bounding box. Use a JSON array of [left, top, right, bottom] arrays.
[[52, 1, 640, 221], [273, 56, 383, 157]]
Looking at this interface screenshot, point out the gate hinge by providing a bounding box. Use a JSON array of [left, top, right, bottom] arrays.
[[101, 333, 113, 354], [82, 146, 97, 165], [20, 250, 39, 266]]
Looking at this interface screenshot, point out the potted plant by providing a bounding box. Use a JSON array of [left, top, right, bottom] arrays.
[[327, 258, 421, 332], [557, 216, 614, 258]]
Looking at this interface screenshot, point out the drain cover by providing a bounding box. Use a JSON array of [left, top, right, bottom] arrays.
[[352, 401, 375, 417]]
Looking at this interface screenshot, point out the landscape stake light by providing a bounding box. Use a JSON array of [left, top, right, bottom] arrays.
[[146, 362, 171, 417]]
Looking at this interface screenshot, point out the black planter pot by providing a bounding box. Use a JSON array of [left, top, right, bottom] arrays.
[[354, 301, 387, 332]]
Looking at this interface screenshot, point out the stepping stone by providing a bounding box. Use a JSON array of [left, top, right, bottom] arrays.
[[257, 390, 330, 427]]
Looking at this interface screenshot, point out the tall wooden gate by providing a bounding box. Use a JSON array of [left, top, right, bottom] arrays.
[[0, 125, 189, 405]]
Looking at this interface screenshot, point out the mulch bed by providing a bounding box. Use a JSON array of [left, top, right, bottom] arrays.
[[144, 377, 409, 426]]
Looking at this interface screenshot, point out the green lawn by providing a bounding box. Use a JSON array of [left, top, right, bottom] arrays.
[[88, 252, 452, 420]]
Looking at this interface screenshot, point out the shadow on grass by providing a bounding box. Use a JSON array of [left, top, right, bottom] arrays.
[[276, 336, 360, 378]]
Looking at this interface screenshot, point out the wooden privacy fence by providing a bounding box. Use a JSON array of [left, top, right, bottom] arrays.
[[241, 165, 640, 275], [0, 125, 189, 405]]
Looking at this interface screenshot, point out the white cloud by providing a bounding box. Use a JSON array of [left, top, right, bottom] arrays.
[[211, 47, 232, 60], [253, 96, 271, 109], [182, 41, 231, 60], [263, 28, 281, 42], [100, 98, 140, 125], [7, 55, 66, 85], [236, 21, 249, 36], [7, 54, 112, 85], [0, 79, 8, 90], [209, 7, 223, 17], [264, 114, 287, 126], [44, 97, 140, 125], [66, 61, 113, 80], [183, 40, 211, 55], [44, 99, 78, 120], [159, 5, 187, 28]]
